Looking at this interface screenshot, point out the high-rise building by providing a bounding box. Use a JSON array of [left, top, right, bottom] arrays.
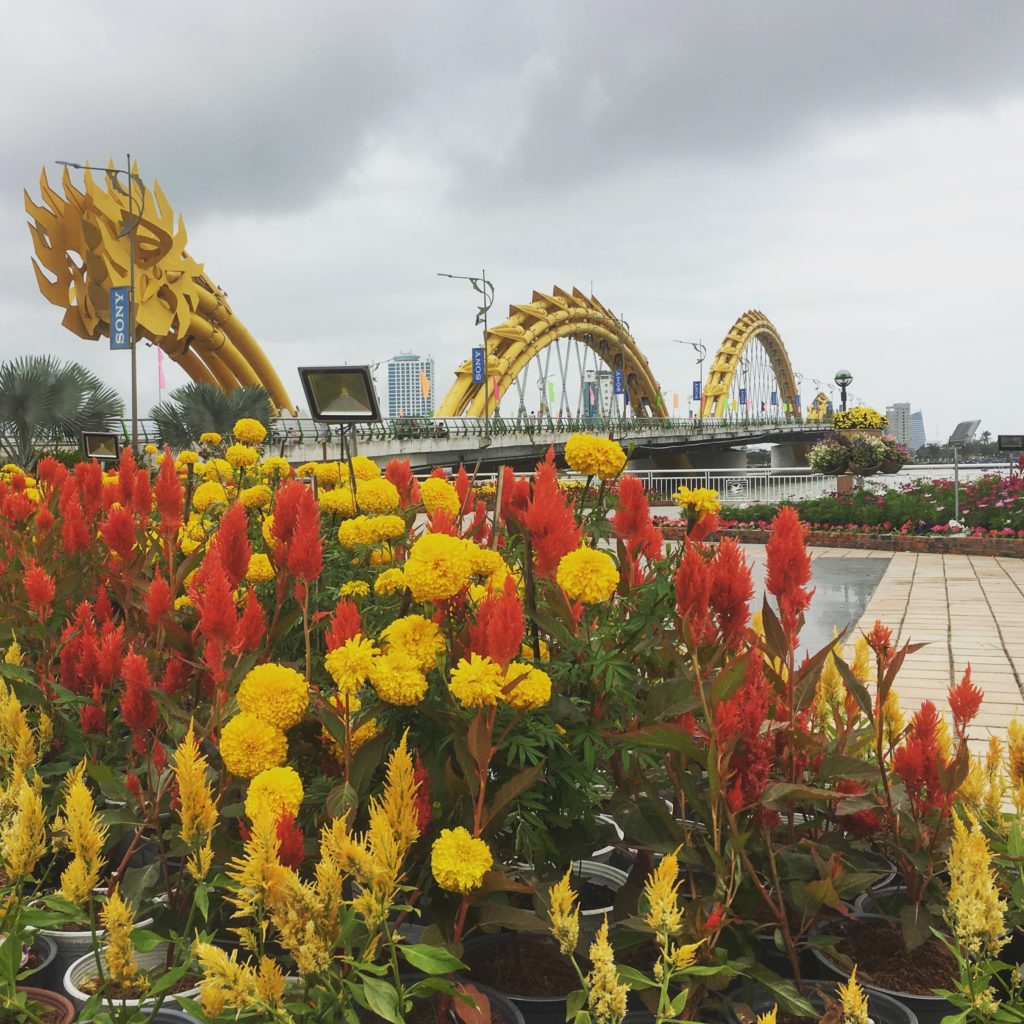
[[909, 411, 926, 452], [387, 353, 434, 418], [583, 370, 618, 416], [885, 402, 912, 447]]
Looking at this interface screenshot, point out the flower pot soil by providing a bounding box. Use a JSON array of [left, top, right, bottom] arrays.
[[817, 917, 953, 996], [77, 971, 201, 1001], [726, 980, 917, 1024], [9, 988, 75, 1024], [461, 935, 583, 999]]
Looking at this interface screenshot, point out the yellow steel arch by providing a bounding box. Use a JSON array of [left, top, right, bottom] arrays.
[[26, 165, 295, 413], [805, 391, 831, 422], [699, 310, 798, 419], [436, 286, 665, 418]]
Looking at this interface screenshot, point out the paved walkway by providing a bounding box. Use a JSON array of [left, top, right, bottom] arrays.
[[846, 551, 1024, 751]]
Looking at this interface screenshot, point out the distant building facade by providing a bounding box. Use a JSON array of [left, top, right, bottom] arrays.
[[909, 411, 926, 452], [387, 354, 434, 418], [886, 402, 912, 447], [583, 370, 617, 416]]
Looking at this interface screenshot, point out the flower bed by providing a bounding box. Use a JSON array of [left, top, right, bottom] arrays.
[[1, 430, 1023, 1024]]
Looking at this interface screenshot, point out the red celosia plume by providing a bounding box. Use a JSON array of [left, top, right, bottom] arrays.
[[523, 449, 583, 578], [467, 576, 525, 669], [765, 505, 813, 639]]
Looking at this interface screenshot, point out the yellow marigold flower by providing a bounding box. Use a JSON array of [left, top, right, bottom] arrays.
[[672, 485, 721, 518], [237, 664, 309, 731], [504, 662, 552, 710], [838, 965, 870, 1024], [0, 776, 46, 878], [564, 434, 627, 480], [469, 546, 509, 583], [556, 547, 619, 604], [643, 854, 684, 940], [340, 580, 370, 599], [261, 515, 276, 549], [193, 480, 228, 511], [586, 920, 628, 1024], [199, 432, 222, 445], [240, 484, 272, 510], [173, 722, 218, 846], [349, 455, 381, 481], [203, 457, 234, 482], [370, 651, 428, 706], [101, 886, 139, 987], [313, 462, 343, 487], [947, 810, 1008, 958], [374, 568, 406, 596], [337, 515, 377, 548], [246, 552, 275, 584], [245, 766, 304, 825], [320, 487, 355, 517], [549, 869, 580, 955], [431, 827, 492, 893], [1008, 719, 1024, 785], [449, 654, 505, 708], [368, 514, 406, 541], [756, 1008, 778, 1024], [5, 633, 22, 666], [233, 418, 268, 445], [356, 478, 400, 514], [54, 761, 108, 907], [260, 456, 291, 480], [143, 443, 158, 454], [420, 477, 461, 517], [325, 634, 379, 697], [220, 713, 288, 778], [371, 547, 394, 566], [381, 614, 443, 671], [404, 533, 473, 602], [177, 450, 199, 466], [521, 638, 550, 662]]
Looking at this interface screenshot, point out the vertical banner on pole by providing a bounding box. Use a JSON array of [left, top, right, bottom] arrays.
[[692, 380, 701, 402], [613, 369, 624, 395], [471, 348, 485, 384], [770, 391, 778, 407], [110, 287, 130, 350], [738, 387, 747, 407]]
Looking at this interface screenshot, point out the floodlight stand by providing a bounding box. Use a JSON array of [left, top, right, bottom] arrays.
[[340, 423, 360, 516], [953, 442, 961, 523]]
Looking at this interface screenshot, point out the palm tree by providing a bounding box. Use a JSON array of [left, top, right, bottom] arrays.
[[0, 355, 125, 467], [148, 382, 273, 449]]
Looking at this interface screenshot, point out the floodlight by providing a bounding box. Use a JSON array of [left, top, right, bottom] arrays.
[[82, 431, 120, 462], [998, 435, 1023, 452], [947, 420, 981, 447], [298, 366, 382, 423]]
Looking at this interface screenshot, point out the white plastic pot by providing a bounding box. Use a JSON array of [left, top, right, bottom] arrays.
[[63, 941, 198, 1013], [36, 905, 155, 985], [573, 859, 629, 930], [590, 814, 625, 863]]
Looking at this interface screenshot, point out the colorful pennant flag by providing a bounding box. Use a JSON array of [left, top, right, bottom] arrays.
[[419, 370, 431, 398], [157, 346, 166, 391]]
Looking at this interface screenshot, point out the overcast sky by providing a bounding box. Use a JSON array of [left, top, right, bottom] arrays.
[[2, 0, 1022, 443]]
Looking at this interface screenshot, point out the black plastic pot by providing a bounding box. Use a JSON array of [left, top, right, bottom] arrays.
[[808, 914, 956, 1024], [725, 980, 918, 1024], [20, 933, 60, 992]]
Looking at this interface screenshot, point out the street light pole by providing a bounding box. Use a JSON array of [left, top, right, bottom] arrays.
[[57, 155, 146, 453], [673, 340, 706, 419], [438, 270, 495, 443]]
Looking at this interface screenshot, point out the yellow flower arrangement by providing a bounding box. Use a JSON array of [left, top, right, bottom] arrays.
[[564, 433, 627, 480], [261, 515, 276, 549], [643, 854, 684, 939], [380, 614, 443, 671], [348, 455, 381, 481], [199, 432, 222, 445], [355, 478, 400, 514], [176, 450, 199, 466], [192, 480, 229, 511], [171, 721, 218, 884], [947, 810, 1008, 958], [237, 663, 309, 731], [672, 486, 720, 518], [1, 775, 46, 878], [203, 457, 235, 482], [220, 713, 288, 778], [420, 477, 461, 517], [831, 406, 888, 430], [320, 488, 355, 517], [449, 654, 505, 707], [374, 568, 406, 596], [313, 462, 342, 488], [503, 663, 553, 710], [430, 826, 492, 893], [838, 966, 870, 1024], [556, 547, 619, 604], [586, 921, 629, 1024], [339, 580, 370, 599], [260, 456, 291, 479], [53, 761, 108, 906], [144, 443, 158, 454], [101, 886, 140, 988], [370, 651, 429, 706], [549, 870, 580, 954], [244, 766, 304, 824], [337, 516, 377, 548], [1007, 719, 1024, 785], [403, 533, 473, 602], [324, 634, 379, 697], [239, 484, 272, 510], [226, 443, 260, 470], [233, 418, 268, 445], [370, 548, 394, 566]]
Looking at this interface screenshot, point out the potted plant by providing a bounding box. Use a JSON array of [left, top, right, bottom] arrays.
[[846, 436, 886, 477], [831, 407, 889, 435], [878, 436, 910, 475], [807, 438, 851, 475]]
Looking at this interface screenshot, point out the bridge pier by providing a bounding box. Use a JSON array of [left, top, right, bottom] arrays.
[[771, 442, 812, 469]]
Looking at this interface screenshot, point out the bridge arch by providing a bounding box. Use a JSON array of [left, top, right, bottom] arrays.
[[699, 310, 798, 419], [435, 286, 666, 419]]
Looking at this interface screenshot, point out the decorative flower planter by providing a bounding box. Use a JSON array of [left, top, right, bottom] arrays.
[[725, 979, 918, 1024], [63, 941, 199, 1014], [13, 986, 76, 1024], [808, 914, 957, 1024], [79, 1009, 201, 1024], [850, 462, 882, 477], [20, 933, 60, 992]]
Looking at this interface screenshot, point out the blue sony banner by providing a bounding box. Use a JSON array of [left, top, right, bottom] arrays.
[[770, 391, 778, 406], [738, 387, 747, 406], [692, 380, 701, 401], [795, 394, 802, 408], [471, 347, 485, 384], [109, 287, 130, 350], [613, 368, 624, 395]]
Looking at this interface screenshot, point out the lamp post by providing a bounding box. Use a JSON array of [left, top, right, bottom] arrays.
[[673, 340, 706, 419], [795, 372, 804, 420], [834, 371, 854, 412], [57, 156, 145, 453], [438, 270, 495, 443]]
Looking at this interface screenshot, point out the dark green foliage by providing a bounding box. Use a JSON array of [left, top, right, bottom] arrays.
[[148, 382, 273, 449]]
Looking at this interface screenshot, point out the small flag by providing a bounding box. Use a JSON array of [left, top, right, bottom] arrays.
[[673, 393, 680, 410], [692, 380, 701, 401], [492, 376, 500, 401], [157, 346, 166, 390], [589, 385, 596, 405], [548, 381, 555, 403], [419, 370, 431, 398]]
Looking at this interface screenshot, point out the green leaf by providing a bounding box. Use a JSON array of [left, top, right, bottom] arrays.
[[709, 657, 749, 707], [566, 988, 588, 1018], [399, 943, 467, 975], [148, 963, 189, 996], [760, 782, 834, 807], [361, 975, 403, 1024], [744, 963, 816, 1017], [901, 902, 935, 951], [484, 763, 544, 831], [818, 754, 879, 781], [476, 903, 548, 933], [832, 651, 873, 720], [614, 965, 659, 990], [130, 928, 166, 953], [194, 882, 209, 922]]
